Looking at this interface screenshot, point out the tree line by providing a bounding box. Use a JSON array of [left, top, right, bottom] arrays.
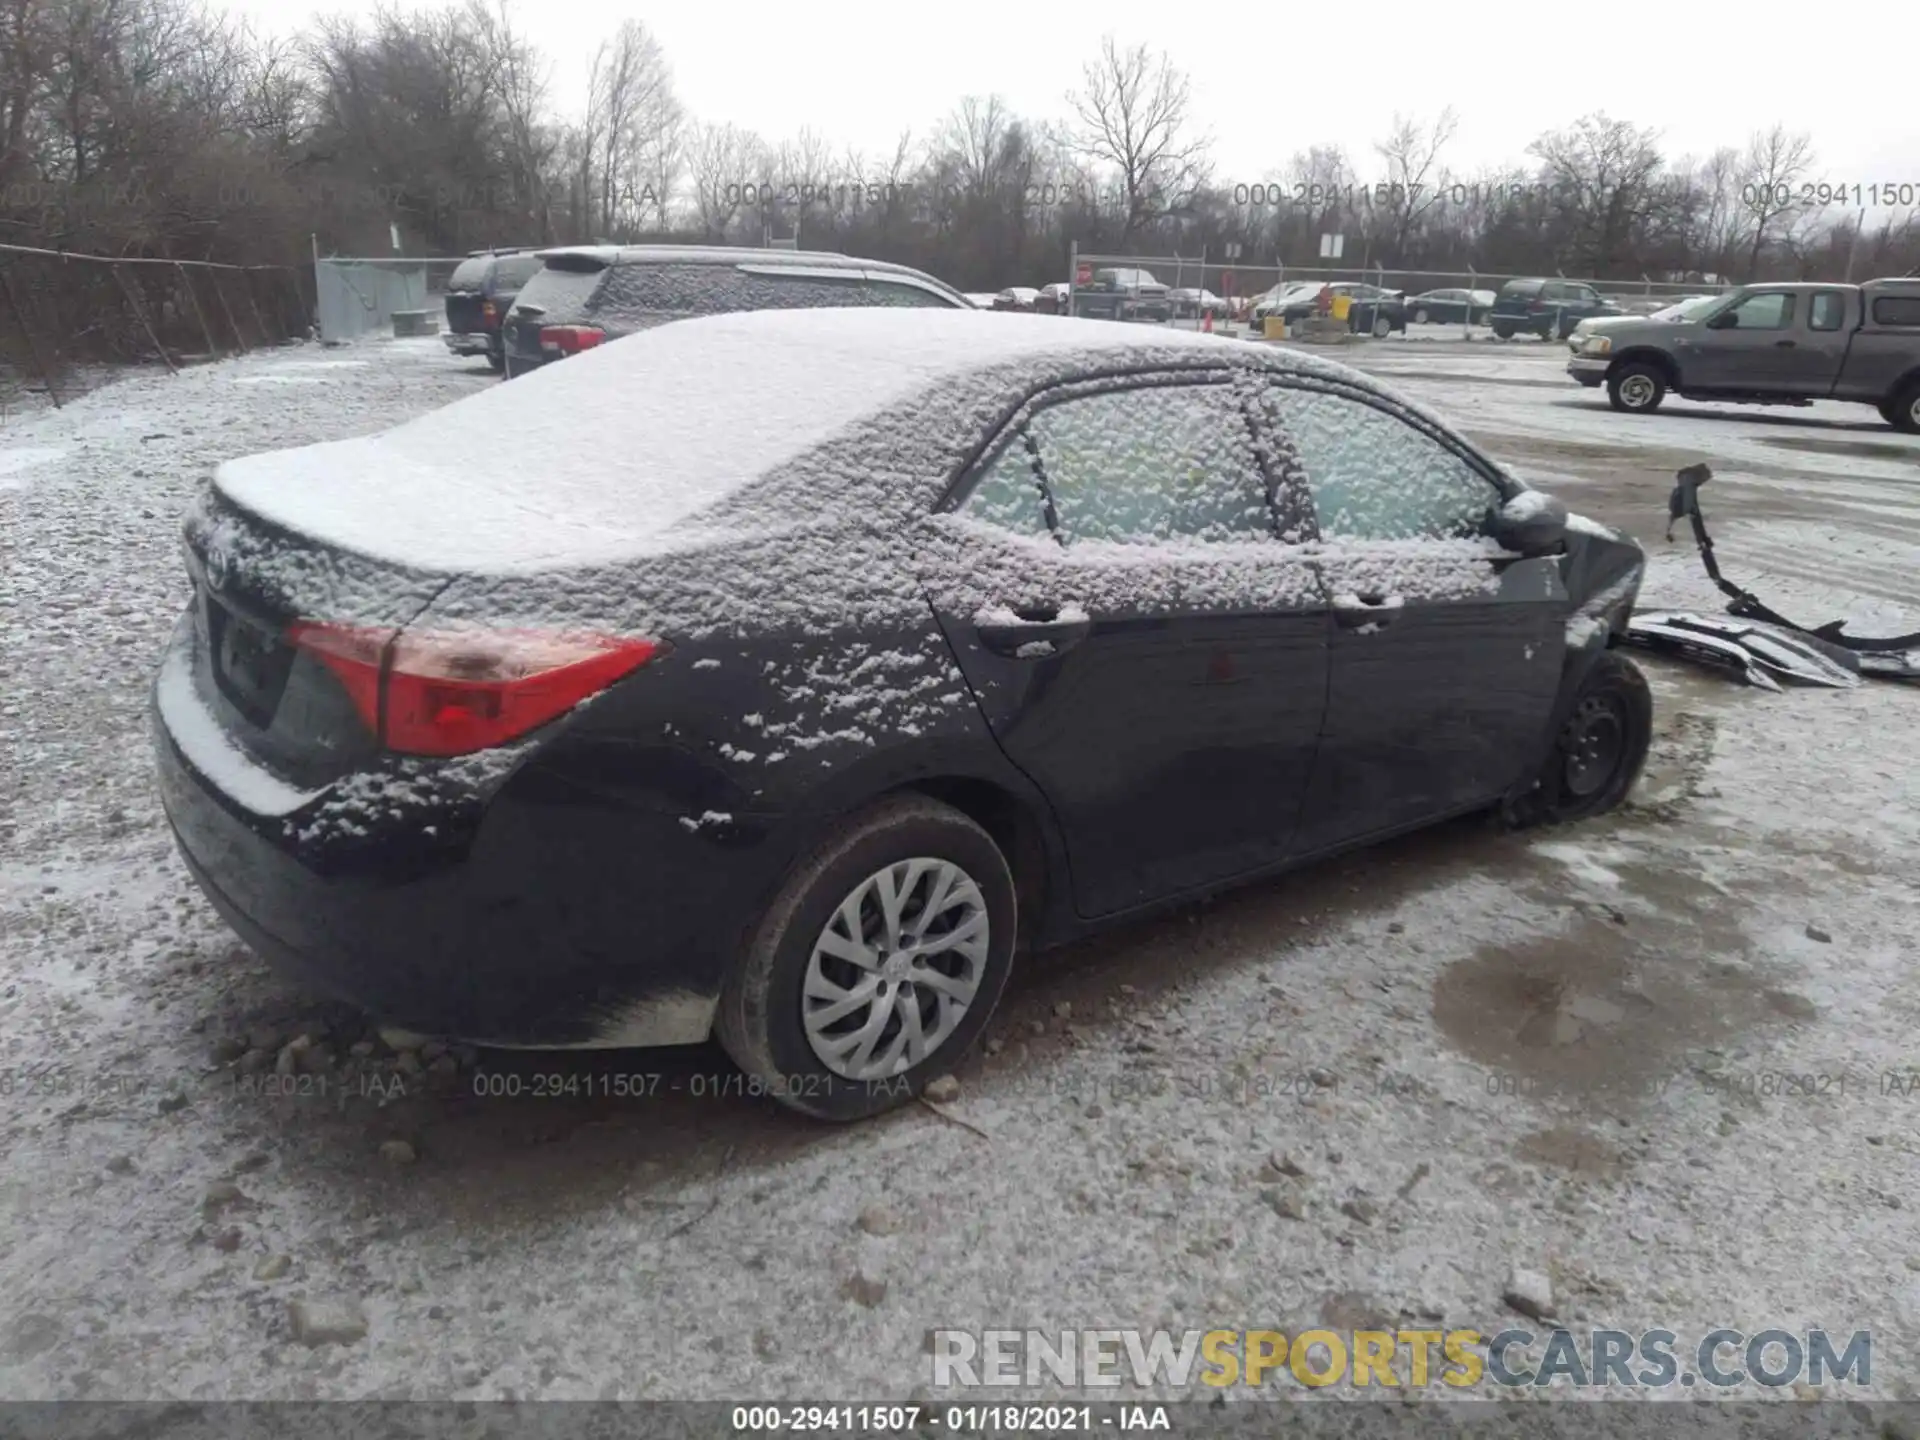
[[1, 0, 1915, 291]]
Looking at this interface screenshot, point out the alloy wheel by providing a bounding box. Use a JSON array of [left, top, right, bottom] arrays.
[[801, 858, 989, 1081]]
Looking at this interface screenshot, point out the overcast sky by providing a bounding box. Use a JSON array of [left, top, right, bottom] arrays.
[[222, 0, 1915, 202]]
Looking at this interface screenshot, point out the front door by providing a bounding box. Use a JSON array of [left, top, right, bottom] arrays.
[[919, 374, 1332, 919], [1255, 381, 1567, 854], [1682, 288, 1808, 391]]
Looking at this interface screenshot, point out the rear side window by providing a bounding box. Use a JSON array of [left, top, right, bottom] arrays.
[[492, 255, 545, 289], [448, 257, 491, 290], [963, 384, 1271, 546], [1809, 292, 1847, 331], [1032, 386, 1270, 546], [1263, 386, 1499, 542], [1872, 295, 1920, 326]]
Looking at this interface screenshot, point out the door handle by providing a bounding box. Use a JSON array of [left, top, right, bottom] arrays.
[[975, 605, 1092, 658], [1774, 339, 1796, 348], [1333, 593, 1403, 632]]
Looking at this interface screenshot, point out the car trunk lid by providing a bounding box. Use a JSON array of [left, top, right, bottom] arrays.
[[177, 491, 453, 789]]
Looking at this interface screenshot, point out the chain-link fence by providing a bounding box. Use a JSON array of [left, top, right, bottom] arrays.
[[0, 244, 311, 411], [1063, 247, 1734, 339]]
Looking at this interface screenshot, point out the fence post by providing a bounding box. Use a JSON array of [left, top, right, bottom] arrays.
[[1067, 239, 1078, 318], [111, 262, 177, 374], [209, 269, 249, 353], [1465, 264, 1475, 340], [0, 260, 60, 408], [175, 262, 221, 359]]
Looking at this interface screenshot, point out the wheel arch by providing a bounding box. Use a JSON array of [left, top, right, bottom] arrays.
[[1885, 365, 1920, 406], [1608, 347, 1681, 387], [891, 774, 1061, 954]]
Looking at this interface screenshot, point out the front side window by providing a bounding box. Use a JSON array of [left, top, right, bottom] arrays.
[[1720, 291, 1796, 330], [959, 441, 1051, 538], [1263, 385, 1500, 542], [862, 279, 961, 308]]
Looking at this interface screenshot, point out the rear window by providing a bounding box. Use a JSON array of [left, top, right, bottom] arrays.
[[1501, 279, 1543, 297], [1871, 295, 1920, 326], [509, 264, 604, 323], [492, 255, 545, 289], [448, 257, 492, 290]]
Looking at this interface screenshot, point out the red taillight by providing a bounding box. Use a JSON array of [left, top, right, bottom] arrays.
[[1528, 300, 1548, 313], [287, 623, 663, 757], [481, 299, 498, 324], [538, 324, 606, 355]]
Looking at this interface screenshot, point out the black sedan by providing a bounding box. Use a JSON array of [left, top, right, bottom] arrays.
[[1278, 282, 1408, 337], [1405, 288, 1497, 325], [152, 309, 1651, 1121]]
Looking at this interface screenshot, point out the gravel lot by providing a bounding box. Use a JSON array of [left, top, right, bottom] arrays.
[[1, 333, 1917, 1403]]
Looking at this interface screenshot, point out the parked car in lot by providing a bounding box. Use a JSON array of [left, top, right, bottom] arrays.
[[1247, 282, 1327, 329], [1490, 278, 1624, 340], [993, 287, 1041, 312], [962, 293, 1000, 309], [1406, 288, 1497, 325], [1168, 287, 1232, 319], [500, 246, 968, 376], [153, 308, 1653, 1120], [442, 249, 544, 372], [1036, 282, 1071, 314], [1265, 282, 1408, 338], [1567, 278, 1920, 431], [1069, 267, 1172, 323]]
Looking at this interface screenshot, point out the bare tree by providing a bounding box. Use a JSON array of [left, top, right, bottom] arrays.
[[685, 119, 757, 240], [1065, 36, 1208, 239], [582, 19, 673, 237], [1737, 124, 1814, 280], [1527, 113, 1667, 274], [1372, 108, 1457, 263]]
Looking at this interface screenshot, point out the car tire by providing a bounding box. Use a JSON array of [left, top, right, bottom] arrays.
[[1508, 653, 1653, 828], [486, 349, 506, 374], [1491, 322, 1515, 340], [1371, 313, 1393, 339], [1607, 363, 1667, 414], [1886, 381, 1920, 434], [1412, 307, 1429, 325], [715, 794, 1018, 1122]]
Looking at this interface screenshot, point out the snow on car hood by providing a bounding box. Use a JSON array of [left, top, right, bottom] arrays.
[[212, 310, 1249, 576]]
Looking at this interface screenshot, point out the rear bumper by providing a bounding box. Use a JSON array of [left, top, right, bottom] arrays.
[[442, 331, 495, 357], [1567, 357, 1610, 386], [149, 618, 768, 1048]]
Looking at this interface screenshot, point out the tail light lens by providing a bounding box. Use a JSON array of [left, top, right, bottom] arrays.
[[539, 324, 606, 355], [481, 299, 498, 323], [1528, 300, 1548, 313], [287, 623, 664, 757]]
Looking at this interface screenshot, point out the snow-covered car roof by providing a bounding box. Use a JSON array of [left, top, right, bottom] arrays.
[[212, 310, 1390, 576]]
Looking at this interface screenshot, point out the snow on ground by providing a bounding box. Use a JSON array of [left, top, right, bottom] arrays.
[[2, 334, 1919, 1404]]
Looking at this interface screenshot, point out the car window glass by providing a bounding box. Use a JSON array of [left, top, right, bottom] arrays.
[[959, 443, 1051, 539], [448, 257, 491, 290], [864, 280, 958, 308], [1028, 385, 1270, 546], [1263, 386, 1499, 542], [1871, 295, 1920, 326], [494, 255, 544, 289], [1808, 292, 1846, 331], [1723, 292, 1795, 330]]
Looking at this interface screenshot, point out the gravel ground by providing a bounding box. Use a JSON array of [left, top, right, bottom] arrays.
[[1, 335, 1917, 1404]]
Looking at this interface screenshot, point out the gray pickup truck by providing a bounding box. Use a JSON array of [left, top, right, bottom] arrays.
[[1566, 278, 1920, 432]]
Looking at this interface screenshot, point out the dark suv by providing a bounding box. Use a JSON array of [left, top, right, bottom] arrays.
[[1069, 268, 1173, 323], [501, 246, 968, 377], [1490, 278, 1623, 340], [443, 250, 544, 372]]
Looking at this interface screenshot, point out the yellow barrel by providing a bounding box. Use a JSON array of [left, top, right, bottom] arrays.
[[1263, 316, 1286, 340], [1331, 294, 1352, 321]]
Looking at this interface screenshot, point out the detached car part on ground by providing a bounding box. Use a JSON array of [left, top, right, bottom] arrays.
[[499, 245, 969, 377], [1568, 279, 1920, 432], [1625, 463, 1920, 686], [152, 310, 1652, 1122]]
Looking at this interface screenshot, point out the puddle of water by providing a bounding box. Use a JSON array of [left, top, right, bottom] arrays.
[[1431, 913, 1789, 1109]]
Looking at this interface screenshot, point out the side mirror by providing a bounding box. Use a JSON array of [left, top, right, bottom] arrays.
[[1491, 491, 1568, 556]]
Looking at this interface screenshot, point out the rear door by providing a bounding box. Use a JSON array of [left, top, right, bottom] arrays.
[[444, 256, 492, 334], [1256, 381, 1566, 853], [920, 373, 1332, 918]]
